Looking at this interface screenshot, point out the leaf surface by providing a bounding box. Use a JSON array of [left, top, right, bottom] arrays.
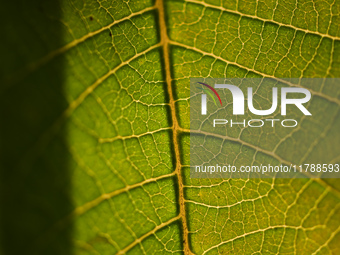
[[0, 0, 340, 254]]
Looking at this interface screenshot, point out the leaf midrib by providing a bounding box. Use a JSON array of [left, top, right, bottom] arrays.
[[156, 0, 192, 253]]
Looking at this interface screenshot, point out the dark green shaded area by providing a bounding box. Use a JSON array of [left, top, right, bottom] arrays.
[[0, 1, 72, 254]]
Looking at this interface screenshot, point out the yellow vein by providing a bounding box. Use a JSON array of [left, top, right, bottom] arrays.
[[156, 0, 193, 253], [170, 40, 340, 106], [99, 127, 172, 143], [116, 215, 181, 255], [71, 172, 176, 218], [185, 196, 268, 209], [2, 6, 156, 88], [34, 172, 176, 250], [185, 0, 340, 41], [312, 225, 340, 254], [180, 127, 340, 199], [19, 43, 161, 173], [202, 225, 327, 255]]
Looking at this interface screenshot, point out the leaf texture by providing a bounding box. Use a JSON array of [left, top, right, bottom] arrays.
[[0, 0, 340, 254]]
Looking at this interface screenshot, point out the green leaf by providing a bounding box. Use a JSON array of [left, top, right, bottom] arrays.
[[0, 0, 340, 254]]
